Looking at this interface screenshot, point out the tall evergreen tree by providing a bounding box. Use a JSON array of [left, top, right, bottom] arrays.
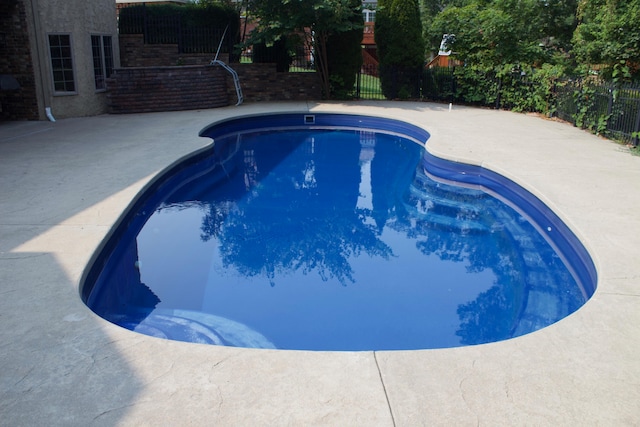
[[324, 0, 364, 98], [375, 0, 425, 98]]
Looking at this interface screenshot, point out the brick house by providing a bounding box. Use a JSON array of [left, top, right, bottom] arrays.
[[361, 1, 378, 76], [0, 0, 120, 120]]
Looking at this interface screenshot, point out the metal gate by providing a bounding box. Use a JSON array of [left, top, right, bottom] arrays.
[[355, 69, 384, 99]]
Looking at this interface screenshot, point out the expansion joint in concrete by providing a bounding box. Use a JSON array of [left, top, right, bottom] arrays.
[[374, 351, 396, 427]]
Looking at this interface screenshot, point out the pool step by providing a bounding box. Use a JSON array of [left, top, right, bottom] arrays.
[[404, 171, 491, 234], [409, 172, 486, 212], [498, 215, 580, 337], [115, 309, 276, 349]]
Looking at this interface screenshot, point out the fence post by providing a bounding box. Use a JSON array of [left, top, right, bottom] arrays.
[[177, 16, 183, 53], [143, 4, 148, 44], [634, 102, 640, 146], [451, 68, 456, 103]]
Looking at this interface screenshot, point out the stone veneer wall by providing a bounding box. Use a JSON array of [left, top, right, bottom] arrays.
[[0, 0, 39, 120], [106, 65, 229, 114]]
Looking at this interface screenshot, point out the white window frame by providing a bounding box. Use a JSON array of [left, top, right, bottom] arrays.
[[48, 33, 77, 95], [91, 34, 114, 92]]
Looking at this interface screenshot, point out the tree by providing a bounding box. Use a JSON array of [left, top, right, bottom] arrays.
[[537, 0, 578, 55], [572, 0, 640, 80], [426, 0, 573, 108], [375, 0, 426, 98], [419, 0, 457, 55], [429, 0, 549, 68], [324, 0, 364, 99], [246, 0, 363, 98]]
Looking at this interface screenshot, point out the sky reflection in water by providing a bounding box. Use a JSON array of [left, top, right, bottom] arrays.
[[92, 129, 586, 350]]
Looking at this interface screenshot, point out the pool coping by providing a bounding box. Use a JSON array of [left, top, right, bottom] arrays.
[[1, 101, 639, 425]]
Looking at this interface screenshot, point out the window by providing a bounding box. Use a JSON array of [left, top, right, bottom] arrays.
[[48, 34, 76, 93], [92, 35, 114, 91], [363, 9, 376, 22]]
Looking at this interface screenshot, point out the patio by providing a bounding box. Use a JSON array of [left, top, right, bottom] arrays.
[[1, 101, 639, 425]]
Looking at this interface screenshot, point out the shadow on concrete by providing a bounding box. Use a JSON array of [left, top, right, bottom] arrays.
[[0, 110, 225, 424]]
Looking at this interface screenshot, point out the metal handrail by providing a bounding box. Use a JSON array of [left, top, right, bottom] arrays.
[[210, 59, 243, 106]]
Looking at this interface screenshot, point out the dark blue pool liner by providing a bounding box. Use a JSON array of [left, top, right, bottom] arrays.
[[82, 112, 596, 312]]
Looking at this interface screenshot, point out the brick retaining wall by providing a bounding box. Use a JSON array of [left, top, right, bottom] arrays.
[[0, 0, 39, 120], [109, 36, 322, 113], [231, 64, 321, 102], [119, 34, 218, 68], [106, 65, 229, 114]]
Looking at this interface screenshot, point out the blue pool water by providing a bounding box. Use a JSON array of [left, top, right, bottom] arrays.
[[81, 113, 596, 351]]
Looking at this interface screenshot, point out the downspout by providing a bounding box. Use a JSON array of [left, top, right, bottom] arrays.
[[45, 106, 56, 122], [29, 0, 54, 121]]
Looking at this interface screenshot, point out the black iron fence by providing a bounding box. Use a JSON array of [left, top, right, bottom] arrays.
[[144, 15, 180, 44], [356, 65, 455, 101], [422, 66, 548, 110], [118, 6, 234, 55], [355, 67, 384, 99], [556, 80, 640, 146], [420, 67, 640, 146], [422, 67, 456, 102], [239, 40, 315, 72], [116, 7, 640, 146]]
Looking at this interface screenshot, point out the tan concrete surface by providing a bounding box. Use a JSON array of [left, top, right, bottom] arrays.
[[1, 101, 639, 425]]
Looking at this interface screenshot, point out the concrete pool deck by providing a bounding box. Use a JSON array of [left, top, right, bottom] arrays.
[[1, 101, 639, 425]]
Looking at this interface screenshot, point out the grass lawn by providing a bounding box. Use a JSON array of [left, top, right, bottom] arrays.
[[357, 74, 384, 99]]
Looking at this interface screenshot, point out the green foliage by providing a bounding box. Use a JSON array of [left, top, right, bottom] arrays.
[[497, 63, 565, 114], [419, 0, 452, 54], [452, 65, 498, 105], [632, 133, 640, 151], [428, 0, 550, 68], [324, 0, 364, 99], [376, 0, 425, 98], [418, 0, 640, 149], [247, 0, 363, 98], [373, 0, 393, 67], [185, 2, 239, 28], [538, 0, 578, 54], [325, 38, 363, 99], [596, 114, 611, 135], [572, 0, 640, 80], [571, 84, 604, 131], [387, 0, 425, 67], [428, 62, 563, 115], [422, 67, 456, 101], [119, 3, 180, 19], [252, 38, 292, 72], [568, 82, 634, 139]]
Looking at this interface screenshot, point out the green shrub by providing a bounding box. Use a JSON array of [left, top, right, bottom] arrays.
[[252, 38, 292, 72], [325, 0, 363, 99], [376, 0, 425, 99], [453, 65, 498, 106]]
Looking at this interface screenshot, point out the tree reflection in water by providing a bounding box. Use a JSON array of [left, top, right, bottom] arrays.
[[193, 130, 395, 286], [128, 127, 584, 349]]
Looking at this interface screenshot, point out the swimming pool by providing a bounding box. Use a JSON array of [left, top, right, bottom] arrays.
[[81, 113, 596, 351]]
